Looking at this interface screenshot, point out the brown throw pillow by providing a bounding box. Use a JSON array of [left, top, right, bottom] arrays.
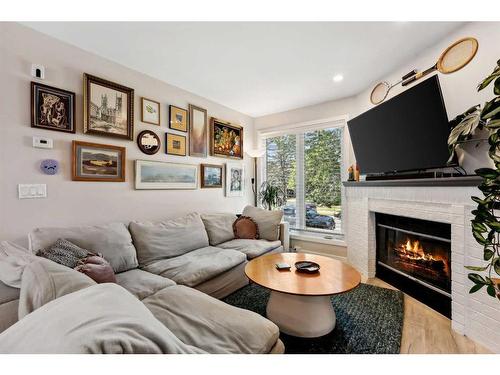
[[74, 255, 117, 284], [233, 216, 259, 240]]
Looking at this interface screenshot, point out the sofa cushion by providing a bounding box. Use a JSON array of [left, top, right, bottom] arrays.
[[115, 269, 175, 300], [130, 213, 209, 266], [218, 239, 282, 259], [0, 241, 37, 288], [141, 246, 246, 287], [19, 257, 96, 319], [0, 284, 205, 354], [242, 205, 283, 241], [142, 285, 280, 354], [0, 281, 19, 305], [200, 213, 237, 246], [29, 223, 138, 273]]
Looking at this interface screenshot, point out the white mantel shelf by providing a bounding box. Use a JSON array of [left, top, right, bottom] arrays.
[[342, 176, 482, 187]]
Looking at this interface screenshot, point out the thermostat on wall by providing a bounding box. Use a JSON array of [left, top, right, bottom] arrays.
[[33, 136, 53, 149]]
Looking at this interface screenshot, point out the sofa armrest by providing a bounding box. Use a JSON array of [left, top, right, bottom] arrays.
[[279, 222, 290, 251]]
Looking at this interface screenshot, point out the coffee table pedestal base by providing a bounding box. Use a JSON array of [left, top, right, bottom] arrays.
[[266, 290, 335, 338]]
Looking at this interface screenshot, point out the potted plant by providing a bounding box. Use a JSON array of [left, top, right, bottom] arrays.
[[448, 60, 500, 300], [258, 181, 286, 210]]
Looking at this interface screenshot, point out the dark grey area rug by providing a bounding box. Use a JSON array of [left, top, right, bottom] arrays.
[[223, 283, 404, 354]]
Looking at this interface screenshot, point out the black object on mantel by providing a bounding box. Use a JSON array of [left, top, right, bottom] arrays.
[[365, 170, 462, 181], [342, 175, 483, 188]]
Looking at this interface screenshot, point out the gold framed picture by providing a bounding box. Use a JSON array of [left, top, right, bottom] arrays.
[[83, 73, 134, 140], [166, 133, 187, 156], [201, 164, 223, 188], [189, 104, 208, 157], [72, 141, 126, 182], [210, 117, 243, 159], [141, 98, 160, 125], [169, 105, 188, 132]]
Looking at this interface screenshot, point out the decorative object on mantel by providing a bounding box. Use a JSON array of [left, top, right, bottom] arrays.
[[402, 37, 479, 87], [450, 59, 500, 300], [188, 104, 208, 157], [200, 164, 223, 188], [40, 159, 59, 175], [141, 98, 160, 126], [31, 82, 76, 133], [210, 117, 243, 159], [246, 148, 266, 205], [166, 133, 187, 156], [83, 73, 134, 141], [137, 130, 160, 155], [347, 165, 355, 181], [225, 162, 244, 197], [135, 160, 197, 190], [169, 105, 188, 132], [72, 141, 126, 182], [258, 181, 286, 210]]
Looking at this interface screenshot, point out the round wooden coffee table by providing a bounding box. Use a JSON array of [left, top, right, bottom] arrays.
[[245, 252, 361, 338]]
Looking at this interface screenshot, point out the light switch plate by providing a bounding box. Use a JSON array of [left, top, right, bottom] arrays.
[[18, 184, 47, 199], [33, 136, 53, 149]]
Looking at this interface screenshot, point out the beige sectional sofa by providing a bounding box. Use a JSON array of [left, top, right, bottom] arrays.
[[0, 209, 289, 354]]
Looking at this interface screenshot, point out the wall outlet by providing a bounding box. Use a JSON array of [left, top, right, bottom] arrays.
[[31, 64, 45, 79], [33, 136, 53, 149], [18, 184, 47, 199]]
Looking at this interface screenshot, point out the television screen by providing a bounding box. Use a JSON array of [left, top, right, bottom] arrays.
[[347, 76, 451, 175]]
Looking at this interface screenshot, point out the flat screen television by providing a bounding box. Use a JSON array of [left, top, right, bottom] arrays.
[[347, 76, 451, 175]]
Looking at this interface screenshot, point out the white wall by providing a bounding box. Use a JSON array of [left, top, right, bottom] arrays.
[[0, 23, 255, 245], [255, 21, 500, 173]]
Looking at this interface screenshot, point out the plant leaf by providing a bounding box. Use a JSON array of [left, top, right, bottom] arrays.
[[487, 285, 496, 297], [478, 65, 500, 91], [475, 168, 498, 179], [465, 265, 489, 271], [484, 249, 494, 261], [469, 283, 484, 293], [494, 258, 500, 275], [468, 273, 487, 284]]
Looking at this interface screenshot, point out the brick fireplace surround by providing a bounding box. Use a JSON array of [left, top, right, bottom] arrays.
[[344, 177, 500, 353]]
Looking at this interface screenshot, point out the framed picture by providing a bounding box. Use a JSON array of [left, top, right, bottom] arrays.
[[225, 162, 244, 197], [201, 164, 223, 188], [166, 133, 187, 156], [210, 118, 243, 159], [141, 98, 160, 125], [169, 105, 188, 132], [72, 141, 126, 182], [83, 73, 134, 140], [31, 82, 75, 133], [137, 130, 161, 155], [189, 104, 208, 157], [135, 160, 197, 190]]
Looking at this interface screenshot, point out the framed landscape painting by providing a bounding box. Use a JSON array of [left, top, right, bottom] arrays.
[[189, 104, 208, 157], [169, 105, 188, 132], [201, 164, 223, 188], [141, 97, 160, 125], [83, 73, 134, 140], [31, 82, 75, 133], [210, 118, 243, 159], [135, 160, 197, 190], [225, 162, 244, 197], [72, 141, 126, 182]]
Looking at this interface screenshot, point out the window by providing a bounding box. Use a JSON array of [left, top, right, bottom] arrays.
[[263, 122, 344, 236]]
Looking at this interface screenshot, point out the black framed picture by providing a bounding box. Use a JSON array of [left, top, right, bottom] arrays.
[[31, 82, 76, 133], [137, 130, 161, 155]]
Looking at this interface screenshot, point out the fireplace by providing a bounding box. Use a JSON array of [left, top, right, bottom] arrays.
[[376, 213, 451, 317]]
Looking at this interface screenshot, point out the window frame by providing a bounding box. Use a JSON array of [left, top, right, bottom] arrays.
[[257, 115, 351, 237]]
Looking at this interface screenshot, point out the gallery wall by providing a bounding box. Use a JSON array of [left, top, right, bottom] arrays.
[[254, 21, 500, 173], [0, 22, 255, 245]]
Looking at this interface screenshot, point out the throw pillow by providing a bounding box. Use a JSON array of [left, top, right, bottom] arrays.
[[233, 216, 259, 240], [75, 256, 117, 284], [200, 213, 237, 245], [241, 205, 283, 241], [36, 238, 99, 269]]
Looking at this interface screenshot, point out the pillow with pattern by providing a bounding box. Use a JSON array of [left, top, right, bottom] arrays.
[[233, 216, 260, 240], [36, 238, 100, 269]]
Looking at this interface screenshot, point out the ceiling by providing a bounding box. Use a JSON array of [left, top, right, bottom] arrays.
[[23, 22, 465, 117]]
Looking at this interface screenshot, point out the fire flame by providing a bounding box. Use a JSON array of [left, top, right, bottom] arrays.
[[399, 239, 438, 261]]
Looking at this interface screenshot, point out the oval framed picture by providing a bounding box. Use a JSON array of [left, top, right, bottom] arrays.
[[137, 130, 161, 155]]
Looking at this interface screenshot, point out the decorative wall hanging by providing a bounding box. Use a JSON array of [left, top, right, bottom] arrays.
[[141, 98, 160, 125], [31, 82, 76, 133], [188, 104, 208, 157], [83, 73, 134, 140], [137, 130, 161, 155], [169, 105, 188, 132], [225, 162, 244, 197], [166, 133, 187, 156], [210, 118, 243, 159], [40, 159, 59, 175], [135, 160, 197, 190], [201, 164, 223, 188], [72, 141, 126, 182]]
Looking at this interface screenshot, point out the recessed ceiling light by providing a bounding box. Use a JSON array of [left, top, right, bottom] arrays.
[[333, 74, 344, 83]]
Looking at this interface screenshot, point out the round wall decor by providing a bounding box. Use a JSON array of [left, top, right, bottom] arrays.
[[137, 130, 161, 155]]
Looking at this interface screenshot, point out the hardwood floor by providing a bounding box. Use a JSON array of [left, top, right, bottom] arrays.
[[367, 278, 492, 354]]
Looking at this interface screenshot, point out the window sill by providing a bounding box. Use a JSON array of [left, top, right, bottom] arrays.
[[290, 231, 346, 247]]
